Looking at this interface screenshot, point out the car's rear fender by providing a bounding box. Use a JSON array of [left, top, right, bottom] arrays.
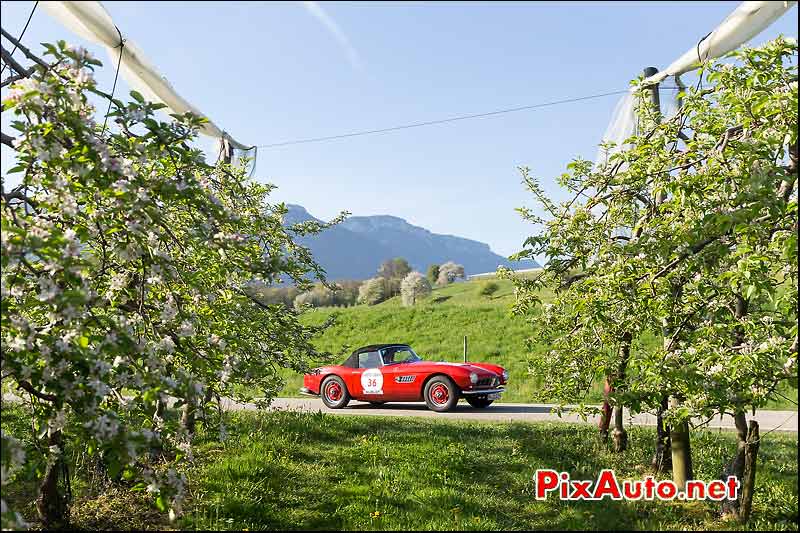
[[304, 371, 341, 395]]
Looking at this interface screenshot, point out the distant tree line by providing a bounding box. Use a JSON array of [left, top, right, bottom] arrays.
[[248, 257, 466, 309]]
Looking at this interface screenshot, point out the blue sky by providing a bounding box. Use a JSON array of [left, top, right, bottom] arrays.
[[1, 1, 797, 258]]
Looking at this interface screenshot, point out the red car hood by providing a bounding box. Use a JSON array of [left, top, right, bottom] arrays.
[[411, 360, 503, 376]]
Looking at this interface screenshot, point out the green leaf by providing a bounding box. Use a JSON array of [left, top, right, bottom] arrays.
[[155, 495, 168, 512], [745, 284, 756, 300], [107, 459, 122, 479]]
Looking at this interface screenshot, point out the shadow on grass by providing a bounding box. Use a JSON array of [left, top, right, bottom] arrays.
[[3, 403, 796, 531], [181, 411, 797, 531], [342, 401, 566, 414]]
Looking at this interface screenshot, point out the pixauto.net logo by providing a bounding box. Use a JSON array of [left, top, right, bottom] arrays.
[[534, 469, 740, 501]]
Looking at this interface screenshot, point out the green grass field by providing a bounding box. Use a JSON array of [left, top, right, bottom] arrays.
[[285, 279, 793, 409], [2, 405, 796, 531], [288, 278, 556, 403]]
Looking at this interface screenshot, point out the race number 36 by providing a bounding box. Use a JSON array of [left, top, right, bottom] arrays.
[[361, 368, 384, 394]]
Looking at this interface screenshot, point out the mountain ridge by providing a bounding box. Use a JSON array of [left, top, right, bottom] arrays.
[[285, 204, 537, 280]]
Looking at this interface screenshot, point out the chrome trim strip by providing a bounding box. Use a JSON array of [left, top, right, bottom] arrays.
[[461, 388, 505, 396]]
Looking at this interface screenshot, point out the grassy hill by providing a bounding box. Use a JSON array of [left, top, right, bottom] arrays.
[[284, 279, 579, 404], [281, 278, 794, 409]]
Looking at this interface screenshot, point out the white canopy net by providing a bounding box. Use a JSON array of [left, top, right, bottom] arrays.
[[41, 1, 254, 168], [595, 0, 796, 170], [595, 85, 680, 170]]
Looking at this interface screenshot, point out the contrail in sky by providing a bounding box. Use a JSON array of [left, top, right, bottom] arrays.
[[301, 1, 363, 71]]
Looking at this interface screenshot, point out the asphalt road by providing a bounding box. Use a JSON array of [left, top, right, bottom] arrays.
[[223, 397, 799, 432], [4, 393, 795, 432]]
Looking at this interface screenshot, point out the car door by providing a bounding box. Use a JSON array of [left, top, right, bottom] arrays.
[[383, 348, 423, 400], [350, 350, 386, 400]]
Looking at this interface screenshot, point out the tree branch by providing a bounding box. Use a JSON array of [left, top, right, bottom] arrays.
[[650, 234, 722, 282], [0, 27, 50, 70], [17, 380, 58, 402], [1, 132, 17, 148], [2, 187, 39, 208], [1, 44, 33, 77]]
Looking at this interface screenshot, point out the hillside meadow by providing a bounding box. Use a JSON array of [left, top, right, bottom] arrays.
[[281, 278, 793, 410], [285, 278, 547, 403], [282, 278, 655, 405]]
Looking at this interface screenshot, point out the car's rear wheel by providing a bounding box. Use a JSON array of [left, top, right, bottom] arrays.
[[465, 396, 494, 408], [321, 376, 350, 409], [424, 376, 458, 412]]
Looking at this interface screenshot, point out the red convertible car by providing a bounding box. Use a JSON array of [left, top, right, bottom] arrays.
[[300, 344, 508, 412]]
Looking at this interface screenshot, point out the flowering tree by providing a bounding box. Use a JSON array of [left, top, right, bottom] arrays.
[[507, 38, 797, 522], [400, 271, 431, 306], [293, 284, 334, 308], [378, 257, 411, 280], [436, 261, 465, 285], [357, 277, 386, 306], [1, 41, 335, 528], [426, 263, 440, 284]]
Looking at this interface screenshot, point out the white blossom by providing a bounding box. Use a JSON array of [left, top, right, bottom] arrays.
[[158, 336, 176, 354]]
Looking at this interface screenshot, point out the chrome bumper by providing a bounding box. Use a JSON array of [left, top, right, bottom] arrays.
[[461, 387, 505, 396], [299, 387, 319, 397]]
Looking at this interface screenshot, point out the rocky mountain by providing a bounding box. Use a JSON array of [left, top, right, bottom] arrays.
[[284, 204, 538, 281]]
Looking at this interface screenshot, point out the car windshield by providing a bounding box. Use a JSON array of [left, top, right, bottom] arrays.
[[380, 346, 421, 365]]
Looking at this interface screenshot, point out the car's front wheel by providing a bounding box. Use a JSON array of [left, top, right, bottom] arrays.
[[465, 396, 494, 408], [424, 376, 458, 412], [321, 376, 350, 409]]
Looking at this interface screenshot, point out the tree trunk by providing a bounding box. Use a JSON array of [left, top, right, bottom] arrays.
[[663, 284, 690, 485], [36, 430, 70, 529], [669, 397, 693, 490], [199, 387, 215, 428], [611, 335, 630, 452], [652, 396, 672, 472], [739, 420, 760, 524], [598, 377, 612, 443], [155, 396, 165, 419], [721, 411, 748, 518], [612, 404, 628, 452], [181, 400, 197, 436]]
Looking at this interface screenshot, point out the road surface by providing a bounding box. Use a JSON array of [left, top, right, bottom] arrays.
[[222, 397, 799, 432], [3, 393, 795, 432]]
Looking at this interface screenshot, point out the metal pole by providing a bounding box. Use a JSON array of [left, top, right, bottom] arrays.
[[463, 335, 468, 363], [643, 66, 661, 111]]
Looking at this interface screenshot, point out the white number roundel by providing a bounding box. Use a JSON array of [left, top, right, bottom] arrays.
[[361, 368, 384, 395]]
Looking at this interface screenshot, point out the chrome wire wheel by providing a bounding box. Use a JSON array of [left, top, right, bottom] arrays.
[[320, 376, 350, 409]]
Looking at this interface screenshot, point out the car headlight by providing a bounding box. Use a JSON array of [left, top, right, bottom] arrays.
[[469, 372, 478, 384], [502, 370, 509, 381]]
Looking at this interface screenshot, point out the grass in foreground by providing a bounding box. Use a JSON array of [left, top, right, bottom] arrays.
[[3, 405, 796, 531]]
